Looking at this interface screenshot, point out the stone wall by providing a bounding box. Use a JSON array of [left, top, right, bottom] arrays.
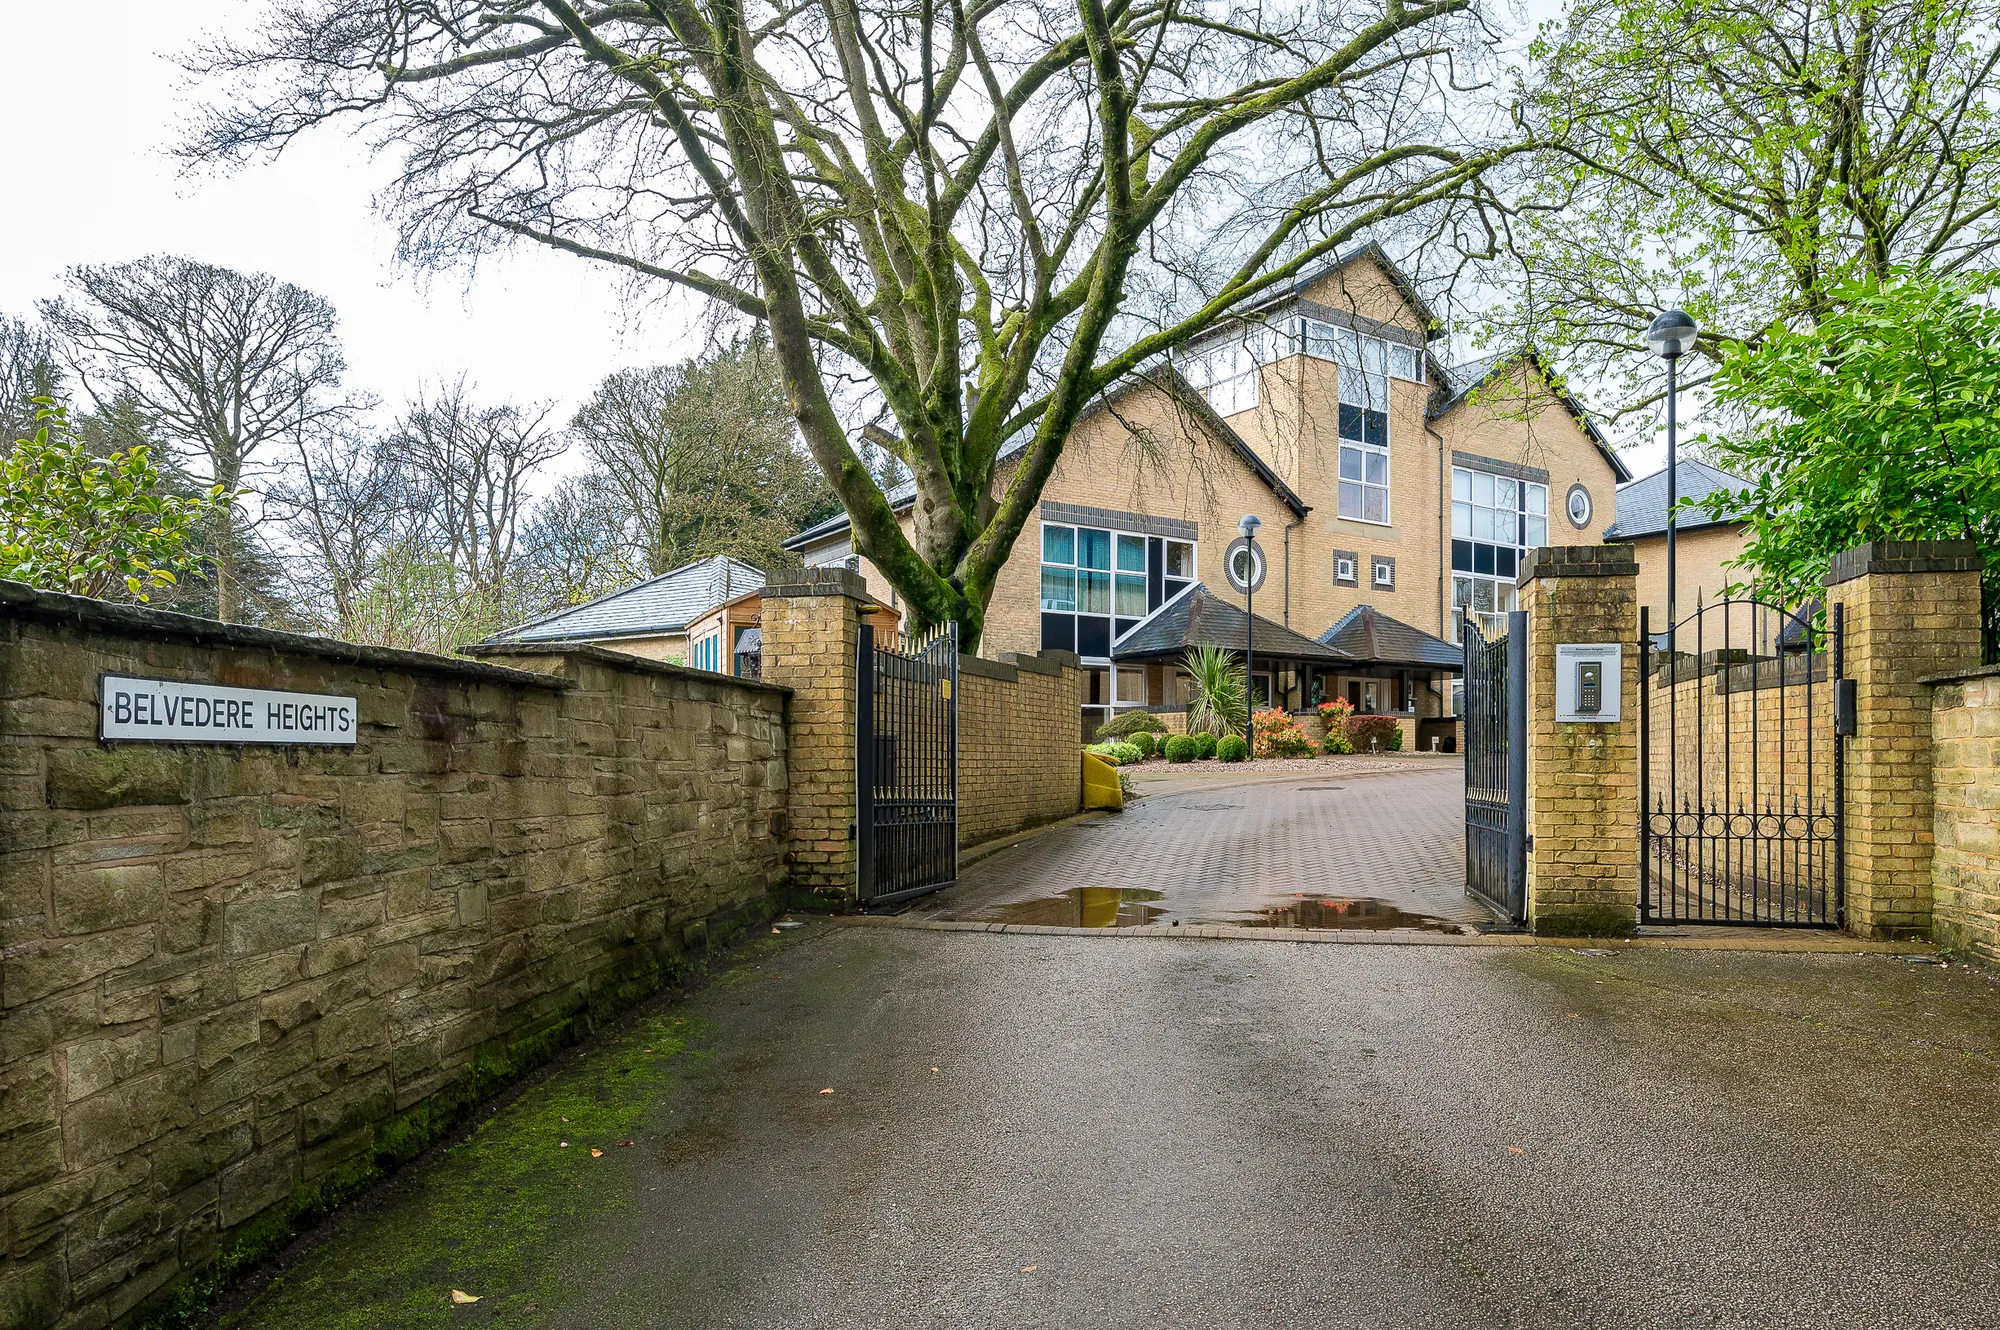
[[1929, 670, 2000, 961], [957, 652, 1083, 847], [0, 583, 789, 1330]]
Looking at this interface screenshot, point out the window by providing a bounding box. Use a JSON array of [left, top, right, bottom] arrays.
[[1566, 483, 1594, 528], [1227, 542, 1266, 592], [1373, 558, 1394, 589], [1334, 555, 1356, 585], [1451, 466, 1546, 640], [1184, 316, 1422, 417], [1301, 319, 1424, 385], [1041, 521, 1197, 662]]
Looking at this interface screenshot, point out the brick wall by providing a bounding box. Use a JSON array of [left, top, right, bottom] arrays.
[[1519, 545, 1641, 936], [0, 583, 788, 1330], [957, 652, 1083, 847], [1929, 671, 2000, 961], [756, 568, 863, 902]]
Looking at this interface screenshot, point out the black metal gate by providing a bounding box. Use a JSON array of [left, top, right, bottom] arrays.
[[1464, 610, 1527, 922], [856, 621, 959, 907], [1640, 600, 1847, 926]]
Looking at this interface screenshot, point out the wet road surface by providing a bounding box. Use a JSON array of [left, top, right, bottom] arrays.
[[214, 924, 2000, 1329], [911, 758, 1488, 931]]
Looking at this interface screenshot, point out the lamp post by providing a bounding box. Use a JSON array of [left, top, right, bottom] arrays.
[[1239, 513, 1261, 752], [1645, 309, 1699, 657]]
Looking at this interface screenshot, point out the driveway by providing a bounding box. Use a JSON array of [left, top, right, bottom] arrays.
[[209, 924, 2000, 1329], [911, 756, 1486, 931]]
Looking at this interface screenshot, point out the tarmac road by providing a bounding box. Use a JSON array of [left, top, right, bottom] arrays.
[[212, 923, 2000, 1329]]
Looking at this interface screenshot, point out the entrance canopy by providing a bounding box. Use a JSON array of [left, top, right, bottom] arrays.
[[1317, 605, 1463, 674], [1110, 583, 1351, 668]]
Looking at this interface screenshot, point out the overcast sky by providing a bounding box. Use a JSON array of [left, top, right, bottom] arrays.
[[0, 0, 701, 437], [0, 0, 1670, 481]]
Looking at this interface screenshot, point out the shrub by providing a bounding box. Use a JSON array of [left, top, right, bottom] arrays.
[[1346, 714, 1402, 752], [1111, 741, 1143, 764], [1192, 730, 1219, 759], [1162, 735, 1196, 763], [1182, 643, 1247, 738], [1094, 709, 1167, 742], [1083, 742, 1123, 765], [1217, 734, 1250, 762], [1320, 726, 1355, 755], [1128, 731, 1158, 758], [1252, 707, 1316, 759], [1317, 697, 1355, 729]]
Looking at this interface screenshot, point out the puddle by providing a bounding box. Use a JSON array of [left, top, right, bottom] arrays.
[[983, 887, 1168, 928], [1235, 895, 1464, 933]]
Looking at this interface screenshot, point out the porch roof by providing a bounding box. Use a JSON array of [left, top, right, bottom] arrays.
[[1317, 605, 1463, 672], [1110, 584, 1352, 665]]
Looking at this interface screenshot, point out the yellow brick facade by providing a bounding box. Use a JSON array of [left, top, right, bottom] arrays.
[[1623, 522, 1752, 637]]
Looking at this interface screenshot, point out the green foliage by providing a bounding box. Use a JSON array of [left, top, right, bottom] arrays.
[[1127, 730, 1158, 758], [1193, 730, 1219, 760], [1347, 714, 1401, 751], [1162, 735, 1197, 763], [1217, 734, 1249, 762], [0, 402, 227, 602], [1319, 724, 1356, 755], [1183, 644, 1248, 738], [1699, 272, 2000, 612], [1084, 741, 1143, 766], [1094, 709, 1168, 741]]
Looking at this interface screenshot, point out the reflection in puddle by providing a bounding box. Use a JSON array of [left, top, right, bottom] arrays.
[[985, 887, 1167, 928], [1239, 895, 1462, 932]]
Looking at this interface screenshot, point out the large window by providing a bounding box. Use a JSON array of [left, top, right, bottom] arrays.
[[1451, 466, 1547, 640], [1337, 330, 1392, 523], [1041, 520, 1194, 664], [1180, 316, 1422, 419]]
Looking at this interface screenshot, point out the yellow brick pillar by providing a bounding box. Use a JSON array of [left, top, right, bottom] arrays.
[[1519, 546, 1641, 936], [759, 566, 870, 905], [1824, 540, 1983, 938]]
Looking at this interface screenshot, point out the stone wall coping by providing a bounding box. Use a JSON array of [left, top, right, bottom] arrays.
[[466, 640, 793, 697], [960, 654, 1019, 682], [763, 565, 874, 600], [1517, 544, 1639, 584], [1919, 663, 2000, 688], [1824, 539, 1982, 586], [1001, 649, 1078, 676], [0, 577, 574, 691]]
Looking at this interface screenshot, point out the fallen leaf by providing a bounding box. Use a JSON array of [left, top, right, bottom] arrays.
[[819, 1087, 835, 1095], [559, 1141, 570, 1148], [618, 1139, 635, 1147], [644, 1048, 654, 1053], [1019, 1265, 1037, 1273], [1507, 1146, 1524, 1154], [560, 1116, 569, 1122], [591, 1148, 604, 1157], [930, 1067, 940, 1074], [1567, 1013, 1579, 1019], [772, 927, 781, 934], [451, 1289, 481, 1305]]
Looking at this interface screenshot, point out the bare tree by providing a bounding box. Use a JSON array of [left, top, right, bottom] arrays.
[[40, 255, 349, 620], [393, 379, 564, 598], [571, 337, 837, 575], [267, 425, 416, 637], [0, 315, 63, 445], [189, 0, 1523, 639], [514, 472, 648, 611]]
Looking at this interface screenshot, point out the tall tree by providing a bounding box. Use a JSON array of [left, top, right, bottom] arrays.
[[1500, 0, 2000, 416], [393, 379, 564, 599], [571, 338, 838, 575], [41, 255, 350, 620], [189, 0, 1521, 640], [0, 316, 63, 446]]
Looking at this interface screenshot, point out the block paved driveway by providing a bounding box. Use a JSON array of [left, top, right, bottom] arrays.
[[909, 757, 1491, 931], [211, 924, 2000, 1330]]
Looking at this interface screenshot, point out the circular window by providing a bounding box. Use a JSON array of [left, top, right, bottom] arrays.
[[1224, 536, 1267, 594], [1565, 483, 1594, 530]]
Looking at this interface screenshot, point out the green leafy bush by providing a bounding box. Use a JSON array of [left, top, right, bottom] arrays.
[[1217, 734, 1249, 762], [1163, 735, 1196, 763], [1346, 714, 1402, 752], [1094, 710, 1168, 742], [1320, 725, 1355, 755], [1086, 741, 1143, 766], [1193, 731, 1219, 760], [1127, 731, 1158, 758]]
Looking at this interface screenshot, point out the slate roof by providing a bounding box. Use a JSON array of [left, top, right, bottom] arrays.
[[781, 366, 1308, 551], [1602, 459, 1751, 540], [1110, 583, 1351, 664], [1429, 348, 1632, 483], [487, 555, 767, 643], [1317, 605, 1463, 671]]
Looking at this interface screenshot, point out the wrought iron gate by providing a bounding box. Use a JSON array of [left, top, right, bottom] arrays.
[[1464, 610, 1527, 922], [856, 621, 959, 907], [1640, 600, 1846, 927]]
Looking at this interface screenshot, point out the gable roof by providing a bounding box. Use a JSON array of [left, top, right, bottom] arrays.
[[1110, 582, 1351, 663], [1317, 605, 1463, 671], [1231, 240, 1445, 341], [1602, 458, 1751, 540], [1430, 349, 1633, 484], [487, 554, 767, 643], [781, 365, 1308, 552]]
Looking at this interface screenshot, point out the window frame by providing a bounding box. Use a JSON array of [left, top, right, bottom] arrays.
[[1040, 519, 1198, 664], [1449, 464, 1546, 641]]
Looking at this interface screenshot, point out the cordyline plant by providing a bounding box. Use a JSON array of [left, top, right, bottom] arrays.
[[0, 403, 229, 602], [1183, 643, 1247, 737], [186, 0, 1521, 642]]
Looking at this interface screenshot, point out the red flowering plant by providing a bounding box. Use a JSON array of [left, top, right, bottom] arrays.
[[1252, 707, 1317, 758]]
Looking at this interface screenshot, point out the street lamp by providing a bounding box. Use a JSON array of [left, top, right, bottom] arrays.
[[1645, 308, 1699, 656], [1239, 513, 1261, 752]]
